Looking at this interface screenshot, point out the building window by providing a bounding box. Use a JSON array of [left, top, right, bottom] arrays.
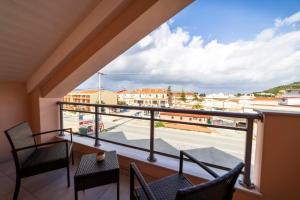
[[189, 117, 192, 121], [171, 116, 174, 119], [180, 117, 183, 120]]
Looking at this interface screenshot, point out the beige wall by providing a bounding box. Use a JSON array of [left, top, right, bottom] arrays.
[[91, 90, 117, 105], [0, 81, 29, 162], [0, 82, 60, 161], [39, 97, 62, 143], [254, 111, 300, 200], [28, 88, 61, 144]]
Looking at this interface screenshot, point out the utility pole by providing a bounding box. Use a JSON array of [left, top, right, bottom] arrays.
[[97, 72, 103, 104], [97, 72, 105, 120]]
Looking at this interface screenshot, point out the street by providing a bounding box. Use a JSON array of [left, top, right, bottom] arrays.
[[63, 112, 256, 169]]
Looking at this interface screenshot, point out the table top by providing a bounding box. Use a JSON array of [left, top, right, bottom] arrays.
[[75, 151, 119, 177]]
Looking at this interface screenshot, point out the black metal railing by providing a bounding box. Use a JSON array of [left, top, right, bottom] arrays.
[[57, 101, 263, 188]]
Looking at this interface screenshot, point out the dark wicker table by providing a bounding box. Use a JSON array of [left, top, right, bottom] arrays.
[[74, 151, 119, 200]]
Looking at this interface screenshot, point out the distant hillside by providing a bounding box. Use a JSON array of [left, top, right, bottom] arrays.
[[263, 82, 300, 95]]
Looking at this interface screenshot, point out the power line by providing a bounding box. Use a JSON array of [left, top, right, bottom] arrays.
[[98, 72, 154, 76]]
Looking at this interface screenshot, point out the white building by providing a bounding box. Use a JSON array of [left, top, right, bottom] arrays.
[[203, 93, 237, 111], [117, 88, 169, 107], [279, 89, 300, 106]]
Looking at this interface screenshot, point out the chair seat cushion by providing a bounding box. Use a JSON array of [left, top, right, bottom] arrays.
[[21, 142, 72, 177], [135, 174, 193, 200]]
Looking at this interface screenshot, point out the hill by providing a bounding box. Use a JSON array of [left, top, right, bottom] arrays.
[[263, 81, 300, 95]]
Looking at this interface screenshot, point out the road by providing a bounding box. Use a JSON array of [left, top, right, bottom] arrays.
[[63, 113, 255, 168]]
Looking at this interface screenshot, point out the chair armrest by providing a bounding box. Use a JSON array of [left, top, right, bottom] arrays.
[[13, 140, 68, 152], [33, 128, 73, 143], [33, 128, 72, 136], [130, 163, 156, 200], [179, 151, 219, 178]]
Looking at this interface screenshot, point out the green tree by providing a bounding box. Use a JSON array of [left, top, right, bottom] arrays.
[[192, 104, 203, 110], [193, 93, 199, 101], [167, 86, 173, 107], [155, 121, 165, 128], [117, 100, 126, 105], [180, 90, 186, 102]]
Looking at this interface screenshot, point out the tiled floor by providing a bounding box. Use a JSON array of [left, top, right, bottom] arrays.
[[0, 154, 130, 200]]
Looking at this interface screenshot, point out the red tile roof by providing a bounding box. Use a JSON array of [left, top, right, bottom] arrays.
[[77, 90, 99, 94], [116, 90, 128, 94], [118, 88, 167, 94]]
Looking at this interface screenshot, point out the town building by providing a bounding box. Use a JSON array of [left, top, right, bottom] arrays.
[[279, 89, 300, 106], [117, 88, 203, 109], [203, 93, 239, 111], [170, 91, 202, 109], [171, 91, 198, 102], [159, 112, 212, 124], [64, 89, 117, 111], [117, 88, 169, 107]]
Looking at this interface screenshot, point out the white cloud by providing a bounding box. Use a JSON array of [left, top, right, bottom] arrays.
[[98, 11, 300, 93], [137, 35, 153, 48], [275, 11, 300, 27], [256, 28, 275, 41]]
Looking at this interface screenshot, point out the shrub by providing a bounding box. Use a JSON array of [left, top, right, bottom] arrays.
[[155, 121, 165, 128]]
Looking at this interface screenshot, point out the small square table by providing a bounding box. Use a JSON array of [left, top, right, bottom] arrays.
[[74, 151, 119, 200]]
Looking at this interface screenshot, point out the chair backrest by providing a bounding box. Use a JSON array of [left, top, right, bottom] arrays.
[[176, 162, 244, 200], [5, 122, 36, 166]]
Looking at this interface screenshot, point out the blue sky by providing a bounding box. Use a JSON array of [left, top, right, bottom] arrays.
[[171, 0, 300, 43], [78, 0, 300, 94]]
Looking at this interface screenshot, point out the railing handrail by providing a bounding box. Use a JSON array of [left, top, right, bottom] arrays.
[[57, 101, 262, 189], [57, 101, 263, 120]]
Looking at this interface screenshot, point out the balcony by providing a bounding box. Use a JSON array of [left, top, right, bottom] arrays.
[[0, 152, 130, 200], [1, 0, 300, 199], [2, 100, 300, 199], [58, 101, 261, 189]]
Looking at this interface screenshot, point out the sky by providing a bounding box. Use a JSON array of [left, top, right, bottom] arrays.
[[78, 0, 300, 94]]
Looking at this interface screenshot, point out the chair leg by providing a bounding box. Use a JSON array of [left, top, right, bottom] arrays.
[[67, 164, 70, 187], [130, 165, 134, 200], [72, 151, 74, 165], [13, 176, 21, 200]]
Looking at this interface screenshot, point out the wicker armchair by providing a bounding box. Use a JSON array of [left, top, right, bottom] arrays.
[[130, 151, 244, 200], [4, 122, 74, 200]]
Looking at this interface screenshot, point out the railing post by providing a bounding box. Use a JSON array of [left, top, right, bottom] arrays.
[[94, 105, 100, 147], [147, 110, 157, 162], [59, 103, 64, 136], [241, 118, 255, 188]]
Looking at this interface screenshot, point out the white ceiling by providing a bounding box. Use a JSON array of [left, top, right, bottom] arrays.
[[0, 0, 101, 81]]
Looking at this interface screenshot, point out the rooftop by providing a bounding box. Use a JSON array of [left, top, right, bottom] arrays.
[[118, 88, 167, 94]]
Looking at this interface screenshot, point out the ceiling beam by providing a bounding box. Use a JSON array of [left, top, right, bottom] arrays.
[[38, 0, 193, 98], [26, 0, 130, 93]]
